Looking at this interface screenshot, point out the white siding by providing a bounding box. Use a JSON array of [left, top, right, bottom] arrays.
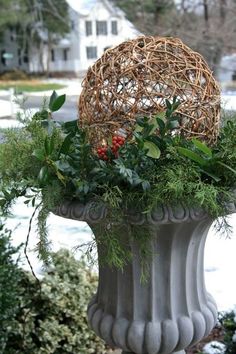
[[0, 31, 29, 72], [0, 0, 140, 75], [77, 1, 139, 71]]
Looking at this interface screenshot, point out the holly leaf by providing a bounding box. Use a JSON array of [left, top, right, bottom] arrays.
[[49, 91, 66, 112], [59, 133, 74, 156], [63, 119, 78, 134], [49, 90, 58, 110], [143, 141, 161, 159]]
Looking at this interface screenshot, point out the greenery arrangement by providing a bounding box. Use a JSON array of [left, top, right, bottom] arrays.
[[1, 248, 106, 354], [1, 92, 236, 271]]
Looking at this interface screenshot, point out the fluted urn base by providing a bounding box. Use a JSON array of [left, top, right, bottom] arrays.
[[87, 207, 217, 354], [54, 202, 218, 354]]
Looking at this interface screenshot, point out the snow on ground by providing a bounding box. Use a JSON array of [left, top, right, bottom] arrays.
[[0, 97, 38, 120], [0, 118, 23, 129], [205, 217, 236, 311], [5, 199, 94, 276], [203, 341, 226, 354], [221, 92, 236, 111], [0, 98, 20, 118]]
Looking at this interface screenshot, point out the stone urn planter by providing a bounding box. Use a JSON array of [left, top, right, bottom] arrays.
[[55, 200, 222, 354]]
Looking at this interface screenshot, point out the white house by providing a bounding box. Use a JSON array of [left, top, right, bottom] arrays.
[[0, 0, 140, 75]]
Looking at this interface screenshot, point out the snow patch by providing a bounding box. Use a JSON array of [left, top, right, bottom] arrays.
[[203, 341, 226, 354]]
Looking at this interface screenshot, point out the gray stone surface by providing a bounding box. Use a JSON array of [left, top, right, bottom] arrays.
[[55, 202, 218, 354]]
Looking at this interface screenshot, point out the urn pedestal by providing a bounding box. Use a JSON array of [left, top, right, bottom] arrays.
[[55, 201, 218, 354]]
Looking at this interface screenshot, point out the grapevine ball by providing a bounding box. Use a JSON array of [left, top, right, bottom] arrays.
[[79, 36, 221, 147]]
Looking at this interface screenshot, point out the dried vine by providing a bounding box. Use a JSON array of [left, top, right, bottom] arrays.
[[79, 36, 221, 147]]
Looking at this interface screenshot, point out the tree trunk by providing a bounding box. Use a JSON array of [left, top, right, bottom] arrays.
[[46, 31, 52, 78]]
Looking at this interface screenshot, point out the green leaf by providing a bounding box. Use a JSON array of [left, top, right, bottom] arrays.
[[107, 136, 112, 146], [55, 160, 71, 172], [38, 166, 49, 185], [172, 98, 181, 110], [156, 117, 166, 133], [33, 109, 50, 121], [50, 94, 66, 112], [199, 168, 221, 182], [143, 141, 161, 159], [217, 161, 236, 175], [32, 149, 45, 161], [49, 90, 58, 111], [59, 133, 74, 155], [192, 138, 212, 157], [177, 147, 206, 166], [133, 132, 144, 148], [136, 117, 146, 127], [63, 119, 78, 134], [166, 120, 179, 130], [134, 124, 143, 133], [165, 99, 172, 110], [142, 180, 151, 191], [44, 135, 55, 156], [155, 111, 166, 120], [44, 137, 50, 155]]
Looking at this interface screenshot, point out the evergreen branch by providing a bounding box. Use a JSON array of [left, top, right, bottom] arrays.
[[24, 203, 42, 284]]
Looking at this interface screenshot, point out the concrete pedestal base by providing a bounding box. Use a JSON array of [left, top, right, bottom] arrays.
[[55, 201, 219, 354]]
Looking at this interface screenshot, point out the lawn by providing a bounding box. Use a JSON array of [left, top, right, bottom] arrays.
[[0, 80, 66, 92]]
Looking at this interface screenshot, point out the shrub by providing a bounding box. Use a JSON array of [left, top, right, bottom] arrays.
[[219, 309, 236, 353], [4, 249, 107, 354], [0, 222, 22, 353], [0, 69, 29, 81]]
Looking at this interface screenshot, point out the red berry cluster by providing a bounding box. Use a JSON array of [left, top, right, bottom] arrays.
[[97, 146, 109, 160], [97, 135, 125, 160], [111, 135, 125, 156]]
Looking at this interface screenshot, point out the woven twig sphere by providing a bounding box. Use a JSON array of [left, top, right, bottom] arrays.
[[79, 36, 221, 146]]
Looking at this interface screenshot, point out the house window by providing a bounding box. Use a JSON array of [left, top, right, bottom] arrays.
[[23, 52, 29, 63], [10, 27, 14, 41], [86, 46, 97, 59], [18, 48, 22, 66], [23, 47, 29, 63], [63, 48, 69, 61], [1, 50, 6, 66], [111, 21, 118, 35], [96, 21, 107, 35], [51, 49, 55, 62], [85, 21, 92, 36]]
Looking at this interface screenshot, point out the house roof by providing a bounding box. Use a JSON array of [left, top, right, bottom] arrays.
[[66, 0, 123, 16]]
